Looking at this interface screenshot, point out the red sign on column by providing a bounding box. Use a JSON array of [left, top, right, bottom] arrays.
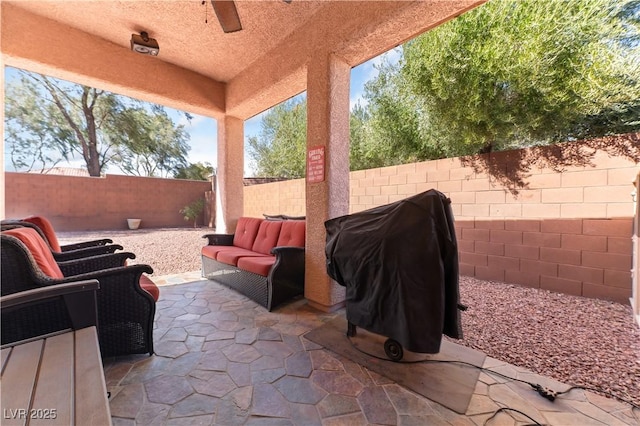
[[307, 146, 325, 183]]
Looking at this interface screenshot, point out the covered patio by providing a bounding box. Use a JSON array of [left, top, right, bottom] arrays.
[[2, 1, 639, 424], [0, 0, 488, 312]]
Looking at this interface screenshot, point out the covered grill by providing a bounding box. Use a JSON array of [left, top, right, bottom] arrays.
[[325, 189, 463, 359]]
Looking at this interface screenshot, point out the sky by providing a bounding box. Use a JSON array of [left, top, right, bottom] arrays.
[[4, 47, 402, 177]]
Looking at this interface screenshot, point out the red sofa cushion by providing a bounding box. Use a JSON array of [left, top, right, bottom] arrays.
[[3, 227, 64, 279], [276, 220, 305, 247], [252, 220, 283, 255], [237, 256, 276, 277], [202, 245, 238, 260], [233, 217, 263, 250], [139, 274, 160, 301], [23, 215, 62, 252], [216, 247, 269, 266]]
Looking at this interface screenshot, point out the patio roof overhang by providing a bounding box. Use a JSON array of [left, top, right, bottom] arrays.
[[1, 0, 484, 120]]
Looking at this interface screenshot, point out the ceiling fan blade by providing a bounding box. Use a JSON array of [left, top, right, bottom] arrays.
[[211, 0, 242, 33]]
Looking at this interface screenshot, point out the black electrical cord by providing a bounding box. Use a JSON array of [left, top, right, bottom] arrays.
[[483, 407, 543, 426], [346, 334, 640, 416]]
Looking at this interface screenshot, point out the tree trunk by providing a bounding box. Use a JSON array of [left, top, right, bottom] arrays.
[[82, 88, 102, 177]]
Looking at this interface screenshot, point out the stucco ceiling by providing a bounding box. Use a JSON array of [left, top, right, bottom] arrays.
[[8, 0, 326, 83], [2, 0, 486, 118]]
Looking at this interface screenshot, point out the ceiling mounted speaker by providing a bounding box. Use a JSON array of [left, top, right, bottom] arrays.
[[211, 0, 242, 33], [131, 31, 159, 56]]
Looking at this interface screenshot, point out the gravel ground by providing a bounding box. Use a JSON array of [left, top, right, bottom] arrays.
[[59, 227, 640, 409]]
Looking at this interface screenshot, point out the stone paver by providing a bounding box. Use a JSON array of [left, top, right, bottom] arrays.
[[104, 276, 638, 425]]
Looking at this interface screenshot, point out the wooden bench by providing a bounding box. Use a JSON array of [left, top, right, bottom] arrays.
[[1, 326, 112, 426]]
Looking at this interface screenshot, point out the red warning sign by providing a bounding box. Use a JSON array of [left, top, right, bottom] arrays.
[[307, 146, 325, 183]]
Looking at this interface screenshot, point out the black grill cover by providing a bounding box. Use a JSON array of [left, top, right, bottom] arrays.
[[325, 189, 463, 353]]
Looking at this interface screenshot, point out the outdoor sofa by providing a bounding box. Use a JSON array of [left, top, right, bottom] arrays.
[[201, 216, 305, 311], [1, 227, 158, 357]]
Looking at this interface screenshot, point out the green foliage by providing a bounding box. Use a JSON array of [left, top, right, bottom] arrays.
[[5, 69, 191, 177], [399, 0, 640, 155], [247, 97, 308, 178], [110, 105, 190, 177], [180, 198, 206, 227], [174, 162, 215, 180], [359, 59, 445, 167]]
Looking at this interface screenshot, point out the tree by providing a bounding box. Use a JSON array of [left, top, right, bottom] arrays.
[[5, 69, 191, 177], [110, 105, 190, 177], [360, 58, 444, 167], [246, 97, 307, 178], [174, 162, 215, 180], [246, 96, 383, 177], [399, 0, 640, 155]]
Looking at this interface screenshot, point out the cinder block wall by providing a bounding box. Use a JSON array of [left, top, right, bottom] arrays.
[[244, 136, 639, 303], [244, 179, 306, 218], [5, 173, 213, 231]]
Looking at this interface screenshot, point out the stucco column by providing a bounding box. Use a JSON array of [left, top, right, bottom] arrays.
[[216, 115, 244, 233], [305, 54, 351, 312]]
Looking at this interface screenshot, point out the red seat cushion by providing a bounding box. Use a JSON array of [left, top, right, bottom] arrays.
[[251, 220, 282, 255], [202, 245, 238, 260], [23, 216, 62, 252], [237, 256, 276, 277], [233, 217, 263, 250], [139, 274, 160, 301], [216, 247, 269, 266], [276, 220, 305, 248], [3, 228, 64, 279]]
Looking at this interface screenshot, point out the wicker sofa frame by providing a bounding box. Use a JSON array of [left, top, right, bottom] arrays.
[[1, 233, 156, 358], [202, 231, 305, 312]]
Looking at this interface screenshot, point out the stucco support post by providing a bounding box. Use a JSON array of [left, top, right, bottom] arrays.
[[216, 115, 244, 233], [305, 54, 350, 312]]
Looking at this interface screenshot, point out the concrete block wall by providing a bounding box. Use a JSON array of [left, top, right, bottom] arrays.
[[244, 178, 306, 218], [5, 172, 213, 231], [244, 136, 639, 303]]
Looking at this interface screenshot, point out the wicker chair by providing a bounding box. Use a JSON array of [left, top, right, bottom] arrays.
[[1, 219, 123, 261], [23, 215, 114, 252], [1, 279, 100, 347], [1, 231, 156, 357]]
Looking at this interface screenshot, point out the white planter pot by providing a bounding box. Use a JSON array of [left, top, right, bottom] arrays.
[[127, 218, 141, 230]]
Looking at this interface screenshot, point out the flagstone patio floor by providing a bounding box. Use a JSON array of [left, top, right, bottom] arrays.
[[103, 272, 640, 425]]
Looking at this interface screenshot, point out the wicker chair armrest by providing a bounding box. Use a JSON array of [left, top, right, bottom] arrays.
[[58, 252, 136, 276], [53, 244, 123, 261], [1, 279, 99, 308], [57, 262, 152, 283], [203, 234, 234, 246], [60, 239, 114, 251], [1, 279, 100, 346]]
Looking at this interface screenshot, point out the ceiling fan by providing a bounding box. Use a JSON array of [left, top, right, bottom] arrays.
[[208, 0, 291, 33], [210, 0, 243, 33]]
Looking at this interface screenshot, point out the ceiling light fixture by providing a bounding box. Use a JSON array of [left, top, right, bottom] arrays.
[[130, 31, 159, 56]]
